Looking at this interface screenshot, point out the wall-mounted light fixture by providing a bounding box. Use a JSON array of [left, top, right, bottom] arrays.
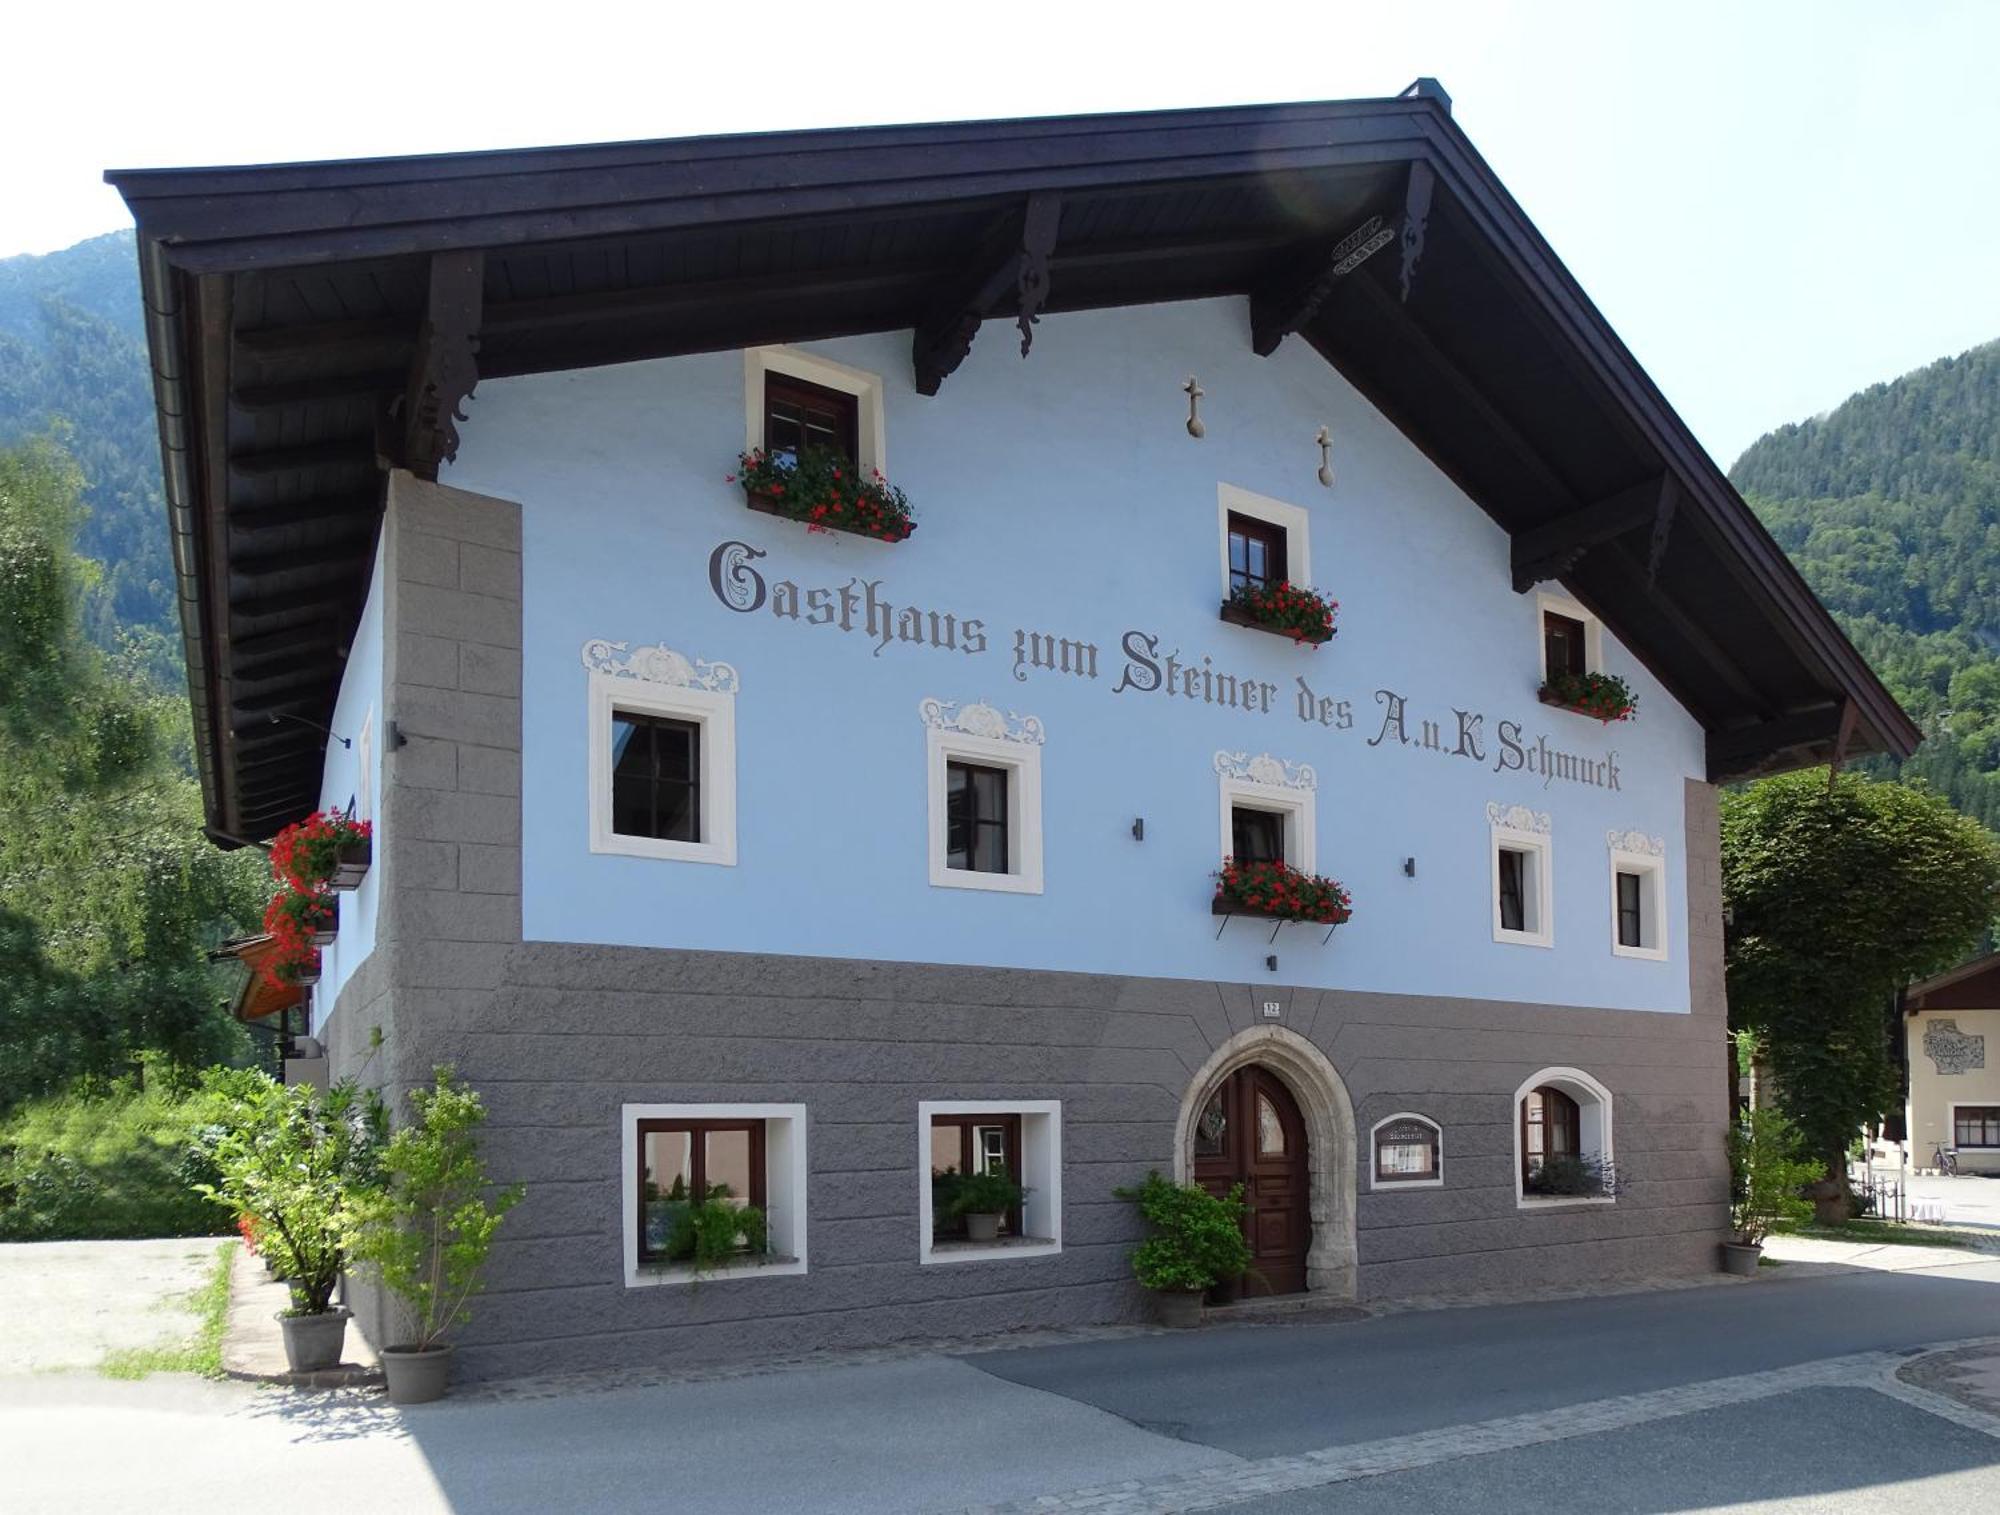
[[1265, 954, 1279, 974], [1183, 376, 1206, 438], [1131, 817, 1145, 841], [1403, 857, 1417, 877], [267, 711, 351, 749]]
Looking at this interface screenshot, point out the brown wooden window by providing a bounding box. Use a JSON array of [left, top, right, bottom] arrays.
[[947, 761, 1009, 873], [1497, 848, 1529, 933], [611, 711, 700, 843], [1616, 870, 1645, 948], [1227, 512, 1288, 595], [763, 373, 859, 463], [1956, 1107, 2000, 1148], [1374, 1118, 1441, 1184], [1521, 1086, 1581, 1184], [1231, 805, 1285, 866], [636, 1119, 765, 1264], [1543, 611, 1589, 679], [929, 1113, 1023, 1239]]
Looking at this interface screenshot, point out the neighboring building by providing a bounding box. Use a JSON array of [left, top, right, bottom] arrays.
[[1905, 955, 2000, 1174], [111, 86, 1917, 1380]]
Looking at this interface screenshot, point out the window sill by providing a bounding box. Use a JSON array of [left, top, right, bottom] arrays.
[[744, 490, 912, 543], [1611, 943, 1669, 963], [1372, 1175, 1444, 1190], [1516, 1194, 1616, 1210], [923, 1235, 1060, 1265], [1493, 929, 1554, 949], [591, 832, 736, 867], [1218, 603, 1331, 646], [628, 1252, 804, 1288], [932, 865, 1042, 895]]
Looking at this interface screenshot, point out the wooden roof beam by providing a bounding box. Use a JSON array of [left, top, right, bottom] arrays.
[[1707, 704, 1846, 783], [228, 491, 382, 534], [229, 440, 376, 479], [1249, 210, 1398, 356], [1511, 476, 1674, 593], [912, 194, 1060, 396], [393, 251, 484, 480]]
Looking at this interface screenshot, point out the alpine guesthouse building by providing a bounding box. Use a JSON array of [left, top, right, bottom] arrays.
[[113, 85, 1918, 1380]]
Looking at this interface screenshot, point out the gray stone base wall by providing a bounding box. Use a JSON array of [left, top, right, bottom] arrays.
[[324, 473, 1731, 1383]]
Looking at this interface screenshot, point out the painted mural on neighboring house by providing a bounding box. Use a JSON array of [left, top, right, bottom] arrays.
[[1924, 1018, 1988, 1075]]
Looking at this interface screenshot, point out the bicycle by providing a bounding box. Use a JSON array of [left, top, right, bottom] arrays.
[[1933, 1144, 1960, 1176]]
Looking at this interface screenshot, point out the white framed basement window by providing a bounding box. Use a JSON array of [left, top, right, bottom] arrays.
[[1607, 830, 1669, 961], [583, 640, 738, 867], [744, 345, 887, 479], [918, 1100, 1063, 1264], [1215, 751, 1317, 873], [920, 699, 1045, 894], [622, 1103, 808, 1288], [1487, 803, 1552, 948], [1513, 1067, 1615, 1209]]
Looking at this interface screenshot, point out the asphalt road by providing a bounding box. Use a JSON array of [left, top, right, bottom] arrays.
[[970, 1259, 2000, 1459]]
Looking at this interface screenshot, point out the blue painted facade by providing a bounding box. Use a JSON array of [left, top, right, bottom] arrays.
[[432, 297, 1700, 1014], [312, 549, 385, 1028]]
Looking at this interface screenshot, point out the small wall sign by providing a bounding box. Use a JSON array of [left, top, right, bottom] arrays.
[[1262, 1000, 1283, 1019]]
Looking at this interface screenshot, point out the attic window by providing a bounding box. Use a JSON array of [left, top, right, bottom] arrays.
[[763, 373, 859, 465], [1544, 611, 1587, 679]]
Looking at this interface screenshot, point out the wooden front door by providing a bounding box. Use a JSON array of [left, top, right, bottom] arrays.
[[1192, 1066, 1310, 1295]]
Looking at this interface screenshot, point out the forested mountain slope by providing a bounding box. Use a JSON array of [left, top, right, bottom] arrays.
[[0, 231, 177, 682], [1733, 340, 2000, 825]]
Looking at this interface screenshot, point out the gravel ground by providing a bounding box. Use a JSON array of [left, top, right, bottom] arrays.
[[0, 1238, 221, 1374]]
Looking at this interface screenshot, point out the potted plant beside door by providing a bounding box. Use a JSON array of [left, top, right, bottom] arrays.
[[1723, 1108, 1818, 1275], [1116, 1171, 1251, 1328], [348, 1067, 523, 1403]]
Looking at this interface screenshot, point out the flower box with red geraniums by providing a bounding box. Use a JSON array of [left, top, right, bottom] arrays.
[[1219, 581, 1338, 647], [259, 947, 322, 991], [271, 811, 373, 892], [1538, 671, 1638, 724], [1211, 858, 1354, 926], [729, 445, 915, 543]]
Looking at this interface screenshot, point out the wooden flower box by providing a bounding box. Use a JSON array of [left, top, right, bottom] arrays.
[[744, 488, 914, 543], [307, 897, 340, 948], [1217, 602, 1333, 646], [329, 839, 372, 891]]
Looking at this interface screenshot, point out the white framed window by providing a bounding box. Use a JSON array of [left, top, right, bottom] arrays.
[[1607, 830, 1669, 961], [1217, 482, 1312, 602], [918, 1100, 1062, 1264], [744, 345, 886, 479], [583, 640, 739, 867], [1487, 802, 1552, 948], [1512, 1067, 1615, 1208], [1370, 1113, 1443, 1190], [1215, 751, 1317, 873], [622, 1103, 808, 1288], [1537, 589, 1605, 683], [920, 699, 1044, 895]]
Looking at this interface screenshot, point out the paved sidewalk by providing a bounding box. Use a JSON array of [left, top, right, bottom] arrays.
[[0, 1237, 220, 1374], [1762, 1231, 1997, 1273], [221, 1243, 379, 1387]]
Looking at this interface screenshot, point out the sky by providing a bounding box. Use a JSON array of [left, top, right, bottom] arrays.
[[4, 0, 1996, 466]]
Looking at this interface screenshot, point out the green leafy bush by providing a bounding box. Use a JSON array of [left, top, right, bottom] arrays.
[[949, 1167, 1024, 1217], [1116, 1171, 1250, 1293], [1728, 1108, 1820, 1246], [1522, 1153, 1624, 1199], [193, 1069, 384, 1316], [0, 1084, 231, 1240], [347, 1068, 522, 1350]]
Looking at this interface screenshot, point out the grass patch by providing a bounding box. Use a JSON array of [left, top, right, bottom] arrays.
[[1774, 1218, 1997, 1251], [100, 1240, 235, 1380]]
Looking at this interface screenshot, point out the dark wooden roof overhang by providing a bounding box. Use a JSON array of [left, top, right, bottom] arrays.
[[108, 85, 1919, 842], [1906, 951, 2000, 1013]]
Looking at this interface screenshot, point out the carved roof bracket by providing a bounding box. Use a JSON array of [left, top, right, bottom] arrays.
[[393, 250, 484, 480], [912, 193, 1062, 395]]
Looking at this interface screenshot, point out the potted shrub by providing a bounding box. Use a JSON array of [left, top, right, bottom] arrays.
[[347, 1067, 524, 1404], [1219, 580, 1338, 645], [271, 810, 374, 892], [1213, 858, 1354, 928], [1115, 1171, 1251, 1328], [194, 1070, 383, 1373], [949, 1167, 1025, 1244], [729, 446, 916, 542], [1723, 1108, 1819, 1275], [1538, 670, 1638, 723], [1522, 1153, 1624, 1200]]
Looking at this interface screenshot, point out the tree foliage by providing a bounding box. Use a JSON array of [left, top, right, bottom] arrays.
[[1721, 770, 2000, 1172]]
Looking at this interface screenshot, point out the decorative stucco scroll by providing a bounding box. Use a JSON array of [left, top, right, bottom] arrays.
[[918, 698, 1045, 745], [1485, 802, 1551, 834], [1923, 1018, 1987, 1076], [1606, 829, 1666, 857], [580, 639, 740, 694], [1214, 751, 1318, 791]]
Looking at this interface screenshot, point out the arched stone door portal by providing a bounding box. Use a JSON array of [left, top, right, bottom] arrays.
[[1175, 1026, 1358, 1300]]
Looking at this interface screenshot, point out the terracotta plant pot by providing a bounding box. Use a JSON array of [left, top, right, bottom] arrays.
[[963, 1212, 1002, 1244], [1155, 1289, 1205, 1329], [278, 1307, 350, 1372], [382, 1343, 454, 1405], [1719, 1241, 1763, 1276]]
